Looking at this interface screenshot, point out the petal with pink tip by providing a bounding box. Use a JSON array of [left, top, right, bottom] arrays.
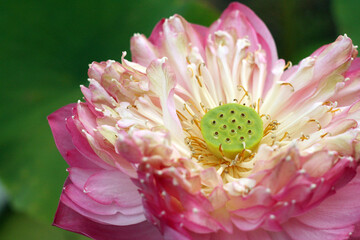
[[147, 15, 207, 91], [114, 131, 143, 163], [88, 61, 106, 82], [66, 114, 113, 170], [130, 34, 158, 67], [211, 2, 277, 63], [147, 58, 184, 144]]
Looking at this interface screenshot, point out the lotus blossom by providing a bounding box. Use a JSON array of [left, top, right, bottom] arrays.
[[48, 2, 360, 239]]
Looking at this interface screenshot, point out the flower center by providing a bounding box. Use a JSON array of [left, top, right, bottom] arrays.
[[200, 103, 263, 159]]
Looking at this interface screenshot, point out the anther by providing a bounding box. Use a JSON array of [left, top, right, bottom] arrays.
[[280, 82, 295, 92]]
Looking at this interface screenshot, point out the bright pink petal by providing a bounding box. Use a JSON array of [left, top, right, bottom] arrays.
[[297, 170, 360, 229], [61, 191, 145, 226], [54, 201, 162, 240], [210, 228, 248, 240], [48, 104, 99, 169], [68, 167, 98, 189], [246, 229, 272, 240], [64, 183, 143, 216], [283, 218, 353, 240], [66, 113, 112, 170]]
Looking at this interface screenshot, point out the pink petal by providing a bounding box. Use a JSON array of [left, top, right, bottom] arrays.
[[114, 131, 143, 163], [329, 57, 360, 107], [312, 35, 354, 81], [148, 18, 165, 47], [84, 170, 142, 208], [66, 113, 112, 169], [267, 231, 292, 240], [88, 61, 106, 82], [68, 167, 98, 189], [216, 2, 277, 63], [146, 15, 207, 91], [163, 226, 191, 240], [209, 2, 277, 95], [130, 34, 158, 67], [210, 228, 248, 240], [283, 218, 353, 240], [190, 23, 209, 47], [48, 104, 99, 169], [246, 229, 272, 240], [61, 192, 145, 226], [53, 201, 162, 240], [147, 59, 183, 142], [64, 183, 143, 216], [297, 170, 360, 229]]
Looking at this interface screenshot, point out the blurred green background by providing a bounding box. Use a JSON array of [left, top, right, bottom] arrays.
[[0, 0, 358, 239]]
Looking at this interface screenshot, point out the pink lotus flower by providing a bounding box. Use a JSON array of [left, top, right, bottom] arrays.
[[48, 2, 360, 239]]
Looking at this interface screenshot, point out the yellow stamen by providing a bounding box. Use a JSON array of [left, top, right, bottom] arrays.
[[279, 132, 290, 141], [280, 82, 295, 92], [308, 119, 322, 130]]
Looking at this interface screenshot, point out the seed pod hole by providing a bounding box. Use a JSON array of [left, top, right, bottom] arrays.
[[219, 114, 224, 118], [223, 125, 227, 129], [226, 138, 231, 143], [241, 113, 245, 117], [230, 110, 235, 114], [248, 130, 252, 134], [247, 120, 251, 124], [238, 126, 242, 130], [212, 120, 216, 125], [240, 136, 245, 140], [231, 119, 236, 123]]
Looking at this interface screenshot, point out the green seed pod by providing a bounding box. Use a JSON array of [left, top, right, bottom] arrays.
[[200, 103, 263, 159]]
